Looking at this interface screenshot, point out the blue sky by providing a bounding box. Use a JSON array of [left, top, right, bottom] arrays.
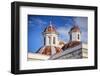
[[28, 15, 88, 53]]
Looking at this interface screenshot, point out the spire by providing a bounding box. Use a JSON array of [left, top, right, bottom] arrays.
[[50, 21, 52, 27]]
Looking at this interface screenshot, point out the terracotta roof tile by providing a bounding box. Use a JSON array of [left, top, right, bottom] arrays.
[[38, 46, 62, 56], [44, 25, 57, 33], [62, 41, 81, 50]]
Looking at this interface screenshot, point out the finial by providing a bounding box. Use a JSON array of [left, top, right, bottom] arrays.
[[50, 21, 52, 27]]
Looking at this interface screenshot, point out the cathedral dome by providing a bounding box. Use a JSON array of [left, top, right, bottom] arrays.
[[69, 26, 80, 33], [44, 25, 57, 33], [37, 46, 62, 56], [44, 22, 58, 34]]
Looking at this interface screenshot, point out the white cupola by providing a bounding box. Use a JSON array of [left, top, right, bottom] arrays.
[[38, 21, 62, 56], [69, 25, 81, 41], [43, 21, 59, 46]]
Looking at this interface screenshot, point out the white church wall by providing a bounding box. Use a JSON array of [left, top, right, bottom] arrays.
[[28, 53, 50, 60], [82, 43, 88, 58]]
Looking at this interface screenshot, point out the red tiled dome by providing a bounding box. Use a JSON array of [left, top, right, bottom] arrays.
[[38, 46, 62, 56], [70, 26, 80, 32], [44, 25, 57, 33]]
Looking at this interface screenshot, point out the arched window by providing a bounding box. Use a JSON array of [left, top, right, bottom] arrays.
[[78, 34, 80, 40], [53, 37, 55, 44], [70, 35, 72, 40], [48, 37, 51, 45]]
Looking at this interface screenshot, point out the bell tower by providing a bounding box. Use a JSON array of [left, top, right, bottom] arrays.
[[69, 26, 81, 41], [43, 21, 59, 46]]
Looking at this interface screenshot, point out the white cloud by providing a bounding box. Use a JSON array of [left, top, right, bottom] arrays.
[[81, 31, 88, 43], [57, 27, 70, 42], [74, 17, 88, 31], [74, 17, 88, 43], [29, 17, 47, 27], [34, 18, 47, 25], [57, 27, 69, 35]]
